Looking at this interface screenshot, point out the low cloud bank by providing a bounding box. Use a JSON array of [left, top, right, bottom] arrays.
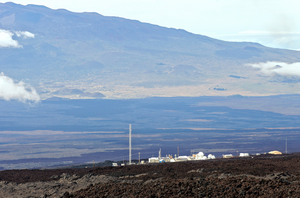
[[248, 61, 300, 77], [0, 29, 20, 48], [0, 72, 40, 103], [0, 29, 35, 48], [15, 31, 35, 39]]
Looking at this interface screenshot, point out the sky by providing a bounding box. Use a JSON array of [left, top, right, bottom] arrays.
[[0, 0, 300, 50]]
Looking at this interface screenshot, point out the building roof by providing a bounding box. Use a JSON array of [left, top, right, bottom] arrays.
[[268, 150, 282, 155]]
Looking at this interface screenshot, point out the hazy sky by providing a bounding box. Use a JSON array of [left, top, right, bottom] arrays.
[[1, 0, 300, 50]]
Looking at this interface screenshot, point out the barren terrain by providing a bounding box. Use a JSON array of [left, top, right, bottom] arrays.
[[1, 153, 300, 197]]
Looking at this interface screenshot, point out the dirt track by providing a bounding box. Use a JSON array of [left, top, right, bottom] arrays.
[[1, 154, 300, 197]]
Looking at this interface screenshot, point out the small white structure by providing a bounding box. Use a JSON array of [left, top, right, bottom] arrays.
[[160, 157, 171, 163], [193, 152, 207, 160], [269, 150, 282, 155], [148, 157, 159, 163], [222, 154, 233, 158], [176, 156, 191, 161], [207, 154, 216, 159], [239, 153, 250, 157], [112, 163, 118, 167]]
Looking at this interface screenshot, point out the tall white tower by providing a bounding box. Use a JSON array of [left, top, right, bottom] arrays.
[[159, 148, 161, 159], [286, 138, 287, 154], [129, 124, 132, 165]]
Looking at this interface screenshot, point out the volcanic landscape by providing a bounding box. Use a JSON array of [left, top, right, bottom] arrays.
[[1, 153, 300, 197], [1, 2, 300, 198]]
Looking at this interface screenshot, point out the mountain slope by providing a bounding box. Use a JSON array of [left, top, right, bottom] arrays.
[[1, 2, 300, 99]]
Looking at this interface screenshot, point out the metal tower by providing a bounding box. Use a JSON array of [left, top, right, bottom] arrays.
[[129, 124, 132, 165], [159, 148, 161, 159], [286, 138, 287, 154]]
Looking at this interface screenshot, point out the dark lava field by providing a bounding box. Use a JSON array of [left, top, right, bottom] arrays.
[[1, 153, 300, 197]]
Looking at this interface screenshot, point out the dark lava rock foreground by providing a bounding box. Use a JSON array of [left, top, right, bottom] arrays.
[[2, 154, 300, 197]]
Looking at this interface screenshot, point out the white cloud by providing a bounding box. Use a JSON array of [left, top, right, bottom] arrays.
[[0, 29, 35, 48], [15, 31, 35, 38], [238, 30, 300, 35], [0, 72, 40, 103], [214, 31, 300, 50], [248, 62, 300, 77], [0, 29, 22, 48]]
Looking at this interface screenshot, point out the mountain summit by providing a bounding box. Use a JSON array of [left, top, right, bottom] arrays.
[[1, 2, 300, 99]]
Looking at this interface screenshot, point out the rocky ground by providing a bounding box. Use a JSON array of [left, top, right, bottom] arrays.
[[1, 154, 300, 197]]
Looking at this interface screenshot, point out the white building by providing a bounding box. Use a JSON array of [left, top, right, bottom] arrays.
[[222, 154, 233, 158], [239, 153, 250, 157]]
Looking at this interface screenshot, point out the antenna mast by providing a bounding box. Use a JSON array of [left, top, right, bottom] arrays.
[[159, 148, 161, 159], [129, 124, 132, 165], [139, 152, 140, 164], [286, 138, 287, 154]]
